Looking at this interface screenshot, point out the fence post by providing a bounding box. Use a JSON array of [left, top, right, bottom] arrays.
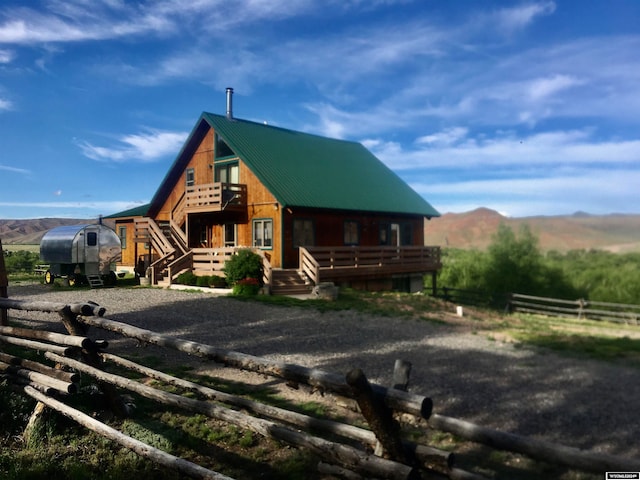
[[0, 239, 7, 326], [577, 298, 585, 320], [504, 293, 513, 314], [58, 306, 129, 417], [346, 368, 412, 466]]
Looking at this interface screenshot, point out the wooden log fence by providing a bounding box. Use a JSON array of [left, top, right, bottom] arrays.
[[1, 295, 640, 478], [508, 293, 640, 324]]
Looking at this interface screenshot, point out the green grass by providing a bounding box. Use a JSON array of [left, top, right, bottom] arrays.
[[495, 313, 640, 365], [240, 287, 445, 319]]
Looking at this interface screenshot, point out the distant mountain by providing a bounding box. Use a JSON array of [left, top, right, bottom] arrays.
[[0, 218, 91, 245], [424, 208, 640, 253], [2, 212, 639, 253]]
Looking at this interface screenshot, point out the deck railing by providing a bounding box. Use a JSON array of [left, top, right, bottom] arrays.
[[185, 183, 247, 212], [299, 246, 441, 285], [191, 247, 238, 277]]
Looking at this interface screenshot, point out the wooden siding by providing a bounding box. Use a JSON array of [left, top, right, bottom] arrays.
[[183, 141, 283, 267], [114, 217, 150, 273], [115, 219, 136, 267], [156, 130, 214, 223]]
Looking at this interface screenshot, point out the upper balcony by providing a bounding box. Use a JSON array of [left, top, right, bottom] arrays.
[[185, 182, 247, 213]]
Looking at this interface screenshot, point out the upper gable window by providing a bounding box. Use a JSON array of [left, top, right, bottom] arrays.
[[186, 168, 195, 187], [215, 133, 235, 159]]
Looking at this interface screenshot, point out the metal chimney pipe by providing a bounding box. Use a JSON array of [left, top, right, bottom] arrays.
[[226, 87, 234, 119]]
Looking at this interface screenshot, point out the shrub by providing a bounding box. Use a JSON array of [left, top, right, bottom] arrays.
[[223, 249, 263, 286], [209, 275, 227, 288], [176, 271, 198, 286], [196, 275, 211, 287], [232, 277, 260, 296]]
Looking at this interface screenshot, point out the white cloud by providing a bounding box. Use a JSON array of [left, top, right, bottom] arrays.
[[78, 129, 188, 162], [493, 1, 556, 33], [0, 48, 13, 62], [372, 128, 640, 171], [0, 0, 317, 46], [0, 98, 11, 110], [526, 74, 584, 101], [416, 127, 469, 146]]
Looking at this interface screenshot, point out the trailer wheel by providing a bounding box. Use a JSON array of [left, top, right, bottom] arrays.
[[106, 271, 117, 286], [44, 270, 54, 285]]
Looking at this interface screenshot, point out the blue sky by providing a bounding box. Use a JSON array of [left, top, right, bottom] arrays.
[[0, 0, 638, 220]]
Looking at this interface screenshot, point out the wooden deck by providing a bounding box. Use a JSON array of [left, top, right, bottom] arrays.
[[132, 217, 441, 292], [299, 246, 441, 285]]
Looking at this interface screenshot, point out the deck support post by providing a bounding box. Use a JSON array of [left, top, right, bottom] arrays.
[[0, 239, 7, 326]]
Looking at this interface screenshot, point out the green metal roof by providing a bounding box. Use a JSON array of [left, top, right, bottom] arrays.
[[204, 113, 440, 217], [146, 113, 439, 218], [105, 203, 150, 219]]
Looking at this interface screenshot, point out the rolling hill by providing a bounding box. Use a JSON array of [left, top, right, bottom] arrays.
[[424, 208, 640, 252], [1, 210, 639, 253], [0, 218, 91, 245]]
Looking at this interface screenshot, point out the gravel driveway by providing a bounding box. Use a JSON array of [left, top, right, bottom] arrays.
[[6, 284, 640, 461]]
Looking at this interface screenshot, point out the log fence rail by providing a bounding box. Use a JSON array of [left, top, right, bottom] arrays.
[[0, 294, 639, 479], [435, 285, 640, 326], [508, 293, 640, 324]]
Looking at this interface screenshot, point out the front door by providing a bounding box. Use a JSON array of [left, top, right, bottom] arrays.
[[84, 226, 100, 275], [390, 223, 401, 247]]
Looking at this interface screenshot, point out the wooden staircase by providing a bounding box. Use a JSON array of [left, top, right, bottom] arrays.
[[270, 269, 313, 296]]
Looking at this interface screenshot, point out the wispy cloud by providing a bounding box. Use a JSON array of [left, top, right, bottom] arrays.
[[0, 0, 318, 46], [0, 164, 29, 174], [0, 1, 173, 44], [491, 1, 556, 34], [78, 128, 188, 162], [414, 168, 640, 217], [371, 128, 640, 170], [0, 200, 147, 219], [0, 47, 13, 62]]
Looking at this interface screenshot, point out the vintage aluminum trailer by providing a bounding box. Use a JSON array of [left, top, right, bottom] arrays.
[[40, 223, 122, 287]]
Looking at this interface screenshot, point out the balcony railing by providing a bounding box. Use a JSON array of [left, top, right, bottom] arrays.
[[185, 183, 247, 213]]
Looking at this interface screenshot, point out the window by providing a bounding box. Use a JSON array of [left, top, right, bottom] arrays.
[[215, 133, 235, 158], [401, 223, 413, 245], [224, 223, 237, 247], [379, 222, 413, 246], [293, 219, 315, 248], [215, 162, 239, 184], [379, 223, 389, 245], [118, 226, 127, 249], [253, 219, 273, 249], [186, 168, 195, 187], [87, 232, 97, 247], [344, 220, 359, 245]]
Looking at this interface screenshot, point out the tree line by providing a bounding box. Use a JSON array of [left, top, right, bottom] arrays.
[[2, 250, 40, 274], [437, 223, 640, 305]]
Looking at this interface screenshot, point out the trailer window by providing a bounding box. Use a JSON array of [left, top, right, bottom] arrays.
[[87, 232, 97, 246]]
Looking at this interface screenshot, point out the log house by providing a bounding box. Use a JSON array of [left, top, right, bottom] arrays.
[[107, 89, 442, 294]]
